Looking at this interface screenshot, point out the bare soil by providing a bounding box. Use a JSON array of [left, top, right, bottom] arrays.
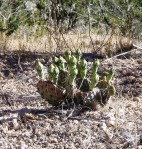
[[0, 50, 142, 149]]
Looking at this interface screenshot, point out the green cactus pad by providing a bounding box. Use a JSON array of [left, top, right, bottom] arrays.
[[48, 64, 55, 82], [89, 59, 100, 90], [52, 65, 59, 84], [68, 55, 77, 66], [65, 49, 72, 62], [106, 68, 115, 82], [80, 59, 87, 79], [48, 64, 59, 84], [35, 60, 47, 80], [53, 56, 60, 64], [92, 59, 100, 71], [58, 56, 66, 71], [75, 49, 82, 61], [59, 56, 66, 63]]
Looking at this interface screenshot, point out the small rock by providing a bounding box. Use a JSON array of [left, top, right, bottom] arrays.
[[122, 69, 127, 76], [100, 122, 107, 131], [137, 145, 142, 149], [128, 76, 136, 83], [139, 135, 142, 145], [51, 138, 58, 143], [73, 120, 79, 124], [105, 130, 113, 141], [133, 97, 140, 102], [93, 111, 101, 119], [19, 141, 28, 149], [106, 117, 115, 127], [13, 119, 19, 129], [137, 78, 142, 83], [122, 69, 134, 76], [118, 108, 125, 117], [0, 141, 3, 147]]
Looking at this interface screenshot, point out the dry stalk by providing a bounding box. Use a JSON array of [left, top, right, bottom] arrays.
[[87, 5, 95, 51]]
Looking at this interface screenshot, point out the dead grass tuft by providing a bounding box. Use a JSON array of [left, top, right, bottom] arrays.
[[0, 30, 141, 58]]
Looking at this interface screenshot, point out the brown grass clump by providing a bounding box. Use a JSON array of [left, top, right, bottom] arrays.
[[0, 29, 140, 58]]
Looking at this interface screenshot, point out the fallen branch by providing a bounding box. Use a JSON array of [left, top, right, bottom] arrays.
[[133, 43, 142, 51], [18, 54, 23, 71], [0, 105, 91, 123], [103, 43, 142, 62]]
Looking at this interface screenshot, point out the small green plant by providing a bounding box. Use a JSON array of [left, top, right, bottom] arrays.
[[36, 49, 115, 110]]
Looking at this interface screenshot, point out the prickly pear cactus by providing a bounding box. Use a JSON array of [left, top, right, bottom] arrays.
[[36, 49, 115, 109], [37, 80, 65, 106]]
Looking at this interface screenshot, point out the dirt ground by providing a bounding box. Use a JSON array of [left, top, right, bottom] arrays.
[[0, 50, 142, 149]]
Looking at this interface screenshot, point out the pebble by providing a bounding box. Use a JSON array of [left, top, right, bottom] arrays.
[[133, 97, 140, 102], [73, 120, 79, 124], [100, 122, 107, 131], [106, 117, 115, 127], [20, 141, 28, 149], [122, 69, 134, 76], [93, 111, 101, 119]]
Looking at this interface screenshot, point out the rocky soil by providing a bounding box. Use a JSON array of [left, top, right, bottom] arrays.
[[0, 50, 142, 149]]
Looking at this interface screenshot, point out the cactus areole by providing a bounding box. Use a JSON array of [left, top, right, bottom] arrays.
[[36, 50, 115, 110]]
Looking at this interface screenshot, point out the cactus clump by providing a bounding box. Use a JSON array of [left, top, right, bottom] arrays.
[[36, 50, 115, 110]]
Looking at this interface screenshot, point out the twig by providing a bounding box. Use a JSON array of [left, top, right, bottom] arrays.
[[0, 107, 61, 116], [18, 54, 23, 71], [133, 44, 142, 51], [1, 93, 12, 107], [102, 43, 142, 62], [95, 30, 113, 53], [87, 4, 95, 51], [46, 27, 61, 52], [61, 32, 70, 49]]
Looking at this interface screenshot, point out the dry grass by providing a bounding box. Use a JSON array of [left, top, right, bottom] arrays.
[[0, 29, 141, 56]]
